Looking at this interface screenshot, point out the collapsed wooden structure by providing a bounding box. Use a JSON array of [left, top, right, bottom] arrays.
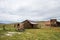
[[45, 19, 60, 27], [14, 20, 38, 31]]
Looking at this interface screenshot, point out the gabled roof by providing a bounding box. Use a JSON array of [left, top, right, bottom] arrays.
[[22, 20, 38, 24]]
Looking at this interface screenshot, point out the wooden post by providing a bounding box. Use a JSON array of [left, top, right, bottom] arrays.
[[3, 25, 6, 30]]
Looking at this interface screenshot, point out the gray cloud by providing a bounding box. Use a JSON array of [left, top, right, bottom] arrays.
[[0, 0, 60, 23]]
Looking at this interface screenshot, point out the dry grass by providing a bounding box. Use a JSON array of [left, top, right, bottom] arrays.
[[0, 24, 60, 40]]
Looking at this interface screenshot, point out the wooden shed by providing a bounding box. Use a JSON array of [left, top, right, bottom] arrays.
[[14, 20, 38, 31], [50, 19, 57, 27], [44, 19, 57, 27], [22, 20, 38, 29]]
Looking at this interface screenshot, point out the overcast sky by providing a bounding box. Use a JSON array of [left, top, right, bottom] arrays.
[[0, 0, 60, 23]]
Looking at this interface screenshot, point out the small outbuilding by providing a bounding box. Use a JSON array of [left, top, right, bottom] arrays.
[[14, 20, 38, 31], [45, 19, 59, 27], [50, 19, 57, 27], [22, 20, 38, 29]]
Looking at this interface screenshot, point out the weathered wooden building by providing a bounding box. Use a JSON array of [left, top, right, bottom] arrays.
[[14, 20, 38, 31], [45, 19, 60, 27], [50, 19, 57, 27], [23, 20, 38, 29]]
